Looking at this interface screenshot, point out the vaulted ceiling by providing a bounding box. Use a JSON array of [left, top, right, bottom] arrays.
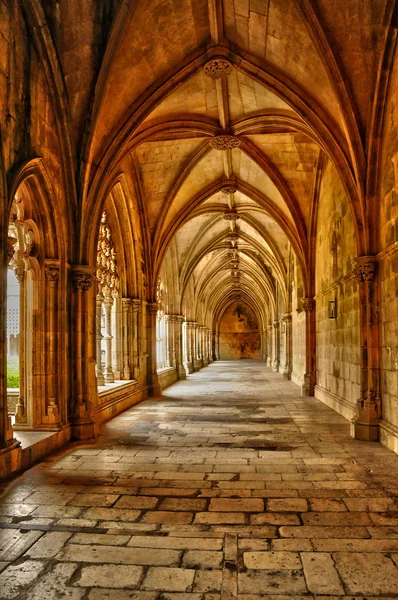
[[76, 0, 391, 323]]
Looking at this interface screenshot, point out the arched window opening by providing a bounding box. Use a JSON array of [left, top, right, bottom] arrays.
[[96, 212, 121, 387]]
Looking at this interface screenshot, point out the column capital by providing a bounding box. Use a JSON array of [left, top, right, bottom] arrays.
[[273, 320, 280, 329], [354, 255, 376, 283], [176, 315, 185, 324], [122, 298, 132, 312], [147, 302, 159, 314], [282, 313, 292, 322], [71, 265, 95, 292], [132, 298, 141, 312], [301, 297, 315, 312], [45, 259, 60, 282]]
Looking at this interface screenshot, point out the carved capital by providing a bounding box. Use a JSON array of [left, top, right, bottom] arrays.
[[354, 256, 376, 283], [170, 315, 177, 323], [301, 297, 314, 312], [7, 236, 17, 265], [45, 265, 60, 282], [282, 313, 292, 322], [176, 316, 185, 324], [204, 58, 233, 79], [122, 298, 132, 312], [132, 299, 141, 313], [71, 266, 95, 292], [147, 302, 159, 314], [273, 321, 280, 329], [210, 135, 240, 151]]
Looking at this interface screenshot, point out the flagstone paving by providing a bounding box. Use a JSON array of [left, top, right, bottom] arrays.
[[1, 360, 398, 599]]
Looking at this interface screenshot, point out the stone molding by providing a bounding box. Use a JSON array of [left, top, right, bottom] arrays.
[[203, 58, 233, 79], [210, 135, 240, 150], [45, 259, 60, 282], [282, 313, 292, 322]]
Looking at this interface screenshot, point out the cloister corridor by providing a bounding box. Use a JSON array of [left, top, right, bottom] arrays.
[[0, 361, 398, 599]]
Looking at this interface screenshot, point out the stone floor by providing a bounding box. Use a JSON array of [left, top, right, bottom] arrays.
[[1, 361, 398, 599]]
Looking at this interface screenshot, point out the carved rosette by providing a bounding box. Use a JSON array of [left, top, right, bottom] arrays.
[[203, 58, 233, 79], [147, 302, 159, 315], [132, 299, 141, 313], [354, 258, 376, 283], [221, 184, 237, 194], [210, 135, 241, 151], [223, 210, 240, 221], [301, 298, 314, 312], [45, 265, 60, 282]]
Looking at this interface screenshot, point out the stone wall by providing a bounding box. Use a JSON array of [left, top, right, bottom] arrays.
[[219, 302, 261, 360], [379, 50, 398, 453], [314, 159, 360, 419]]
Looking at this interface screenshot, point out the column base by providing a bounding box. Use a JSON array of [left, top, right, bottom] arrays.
[[272, 361, 279, 372], [184, 362, 193, 374], [0, 440, 22, 478], [266, 358, 272, 367], [283, 371, 292, 380], [176, 366, 187, 380], [149, 384, 162, 397], [350, 420, 379, 442]]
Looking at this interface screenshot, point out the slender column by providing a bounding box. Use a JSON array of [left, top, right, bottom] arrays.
[[147, 302, 161, 396], [208, 329, 213, 362], [267, 325, 273, 367], [214, 329, 219, 360], [272, 321, 280, 372], [96, 294, 105, 385], [185, 322, 193, 373], [165, 315, 172, 367], [170, 315, 177, 368], [175, 316, 186, 379], [112, 296, 122, 380], [103, 294, 114, 383], [301, 297, 316, 396], [351, 257, 381, 441], [13, 256, 26, 425], [282, 313, 292, 380], [70, 266, 98, 439], [121, 298, 132, 380], [193, 323, 202, 370], [261, 329, 267, 363], [44, 261, 61, 424], [201, 327, 208, 366], [132, 299, 141, 380]]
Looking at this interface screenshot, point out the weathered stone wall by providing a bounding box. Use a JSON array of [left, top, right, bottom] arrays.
[[219, 302, 260, 360], [314, 158, 360, 419], [379, 50, 398, 452]]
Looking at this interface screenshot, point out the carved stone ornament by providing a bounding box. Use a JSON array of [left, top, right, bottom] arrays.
[[203, 58, 233, 79], [282, 313, 292, 322], [354, 258, 376, 283], [72, 270, 93, 292], [122, 298, 132, 312], [301, 297, 314, 312], [210, 135, 241, 151], [132, 299, 141, 312], [147, 302, 159, 314], [7, 236, 17, 265], [223, 210, 240, 221], [176, 315, 185, 324], [226, 230, 239, 242], [45, 265, 60, 282], [221, 184, 237, 194], [273, 321, 280, 329]]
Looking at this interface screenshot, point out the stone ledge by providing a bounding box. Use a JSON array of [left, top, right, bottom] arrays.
[[379, 419, 398, 454], [94, 382, 147, 423], [157, 367, 178, 391], [291, 372, 304, 388], [314, 384, 356, 421]]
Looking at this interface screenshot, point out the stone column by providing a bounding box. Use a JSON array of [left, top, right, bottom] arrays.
[[96, 294, 105, 385], [175, 316, 186, 379], [147, 302, 161, 396], [43, 261, 61, 425], [282, 313, 292, 380], [351, 257, 381, 441], [13, 257, 26, 425], [132, 299, 141, 380], [192, 322, 200, 371], [111, 296, 122, 380], [267, 324, 273, 367], [185, 322, 193, 374], [103, 294, 114, 383], [301, 297, 316, 396], [261, 329, 267, 363], [165, 315, 172, 367], [201, 327, 208, 366], [208, 329, 213, 362], [70, 266, 98, 439], [121, 298, 132, 380], [272, 321, 280, 372]]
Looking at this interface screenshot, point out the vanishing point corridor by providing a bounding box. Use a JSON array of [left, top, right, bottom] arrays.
[[1, 362, 398, 598]]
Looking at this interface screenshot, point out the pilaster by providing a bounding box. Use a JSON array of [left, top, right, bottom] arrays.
[[301, 297, 316, 396], [282, 313, 292, 380], [147, 302, 161, 396], [272, 321, 280, 372]]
